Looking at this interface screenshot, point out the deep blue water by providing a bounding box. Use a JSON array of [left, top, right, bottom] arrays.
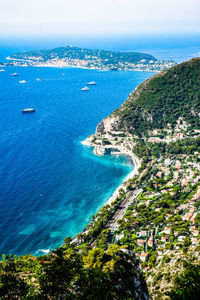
[[0, 64, 153, 255]]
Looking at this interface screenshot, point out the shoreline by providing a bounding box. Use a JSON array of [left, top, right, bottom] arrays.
[[69, 139, 141, 243], [81, 139, 140, 207], [4, 60, 159, 72]]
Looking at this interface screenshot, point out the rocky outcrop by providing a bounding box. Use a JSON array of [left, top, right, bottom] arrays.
[[115, 250, 149, 300], [95, 116, 120, 136], [95, 121, 104, 135]]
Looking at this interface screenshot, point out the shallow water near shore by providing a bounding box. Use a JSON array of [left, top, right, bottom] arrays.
[[0, 64, 153, 256]]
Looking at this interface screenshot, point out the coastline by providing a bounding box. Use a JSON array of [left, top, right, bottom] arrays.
[[81, 139, 141, 207], [4, 62, 159, 72]]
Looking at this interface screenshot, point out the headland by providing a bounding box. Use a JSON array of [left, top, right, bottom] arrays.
[[3, 45, 176, 72]]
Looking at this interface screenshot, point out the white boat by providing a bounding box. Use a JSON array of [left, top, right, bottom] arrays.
[[10, 73, 18, 76], [36, 78, 40, 81], [81, 86, 90, 91], [21, 108, 35, 113], [19, 80, 26, 83], [0, 69, 5, 72], [87, 81, 96, 85]]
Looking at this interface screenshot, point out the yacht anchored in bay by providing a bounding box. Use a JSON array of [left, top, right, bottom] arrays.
[[21, 108, 35, 113], [81, 86, 90, 91], [11, 73, 19, 76], [87, 81, 96, 85]]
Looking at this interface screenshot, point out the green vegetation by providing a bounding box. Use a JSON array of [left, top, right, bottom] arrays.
[[11, 46, 157, 64], [115, 58, 200, 135], [150, 136, 200, 157], [167, 263, 200, 299], [0, 244, 148, 299]]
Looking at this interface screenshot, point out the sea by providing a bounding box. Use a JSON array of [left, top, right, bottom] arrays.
[[0, 35, 199, 256]]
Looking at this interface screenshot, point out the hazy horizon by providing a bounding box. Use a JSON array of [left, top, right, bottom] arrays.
[[1, 32, 200, 49], [0, 33, 199, 64], [1, 0, 200, 38]]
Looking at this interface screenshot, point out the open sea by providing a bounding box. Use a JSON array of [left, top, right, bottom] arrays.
[[0, 36, 199, 256]]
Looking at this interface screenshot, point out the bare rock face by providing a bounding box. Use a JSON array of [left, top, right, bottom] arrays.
[[95, 116, 120, 136], [95, 121, 104, 135], [117, 250, 149, 300], [103, 116, 119, 131]]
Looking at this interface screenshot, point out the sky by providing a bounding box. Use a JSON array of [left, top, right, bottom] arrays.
[[1, 0, 200, 38]]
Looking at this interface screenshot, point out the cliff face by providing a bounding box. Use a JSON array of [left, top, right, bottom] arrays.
[[95, 116, 120, 135]]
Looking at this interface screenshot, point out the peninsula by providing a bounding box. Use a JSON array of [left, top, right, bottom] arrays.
[[0, 58, 199, 299], [5, 45, 176, 72]]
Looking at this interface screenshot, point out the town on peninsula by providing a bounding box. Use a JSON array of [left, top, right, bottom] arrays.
[[3, 45, 176, 72]]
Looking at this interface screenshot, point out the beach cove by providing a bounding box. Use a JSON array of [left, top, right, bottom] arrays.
[[82, 139, 141, 207]]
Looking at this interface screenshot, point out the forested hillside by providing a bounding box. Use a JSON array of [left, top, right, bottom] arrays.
[[0, 243, 148, 299], [114, 58, 200, 135]]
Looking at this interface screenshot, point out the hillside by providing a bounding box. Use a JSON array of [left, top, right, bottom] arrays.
[[83, 58, 200, 299], [113, 58, 200, 135], [10, 46, 157, 63], [0, 244, 148, 299]]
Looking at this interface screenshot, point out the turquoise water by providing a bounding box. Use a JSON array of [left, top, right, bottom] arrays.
[[0, 64, 153, 255]]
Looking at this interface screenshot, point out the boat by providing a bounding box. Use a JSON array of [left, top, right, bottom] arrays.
[[19, 80, 26, 83], [0, 69, 5, 72], [21, 108, 35, 113], [11, 73, 18, 76], [81, 87, 90, 91], [87, 81, 96, 85], [36, 78, 40, 81]]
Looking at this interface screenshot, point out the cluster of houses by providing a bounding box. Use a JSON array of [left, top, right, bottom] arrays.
[[148, 118, 200, 143], [132, 161, 200, 265], [6, 54, 176, 72], [114, 132, 200, 264]]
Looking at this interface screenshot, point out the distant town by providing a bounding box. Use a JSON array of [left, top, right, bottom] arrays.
[[4, 46, 176, 72]]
